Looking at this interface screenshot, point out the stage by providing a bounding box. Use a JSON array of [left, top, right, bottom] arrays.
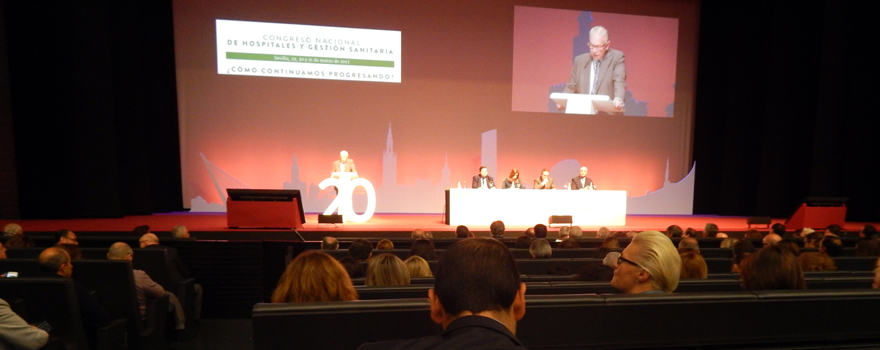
[[2, 212, 876, 241]]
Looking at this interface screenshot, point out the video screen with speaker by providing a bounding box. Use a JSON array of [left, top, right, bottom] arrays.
[[173, 0, 700, 215]]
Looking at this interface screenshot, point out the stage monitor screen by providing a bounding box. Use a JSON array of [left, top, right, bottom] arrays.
[[173, 0, 700, 216]]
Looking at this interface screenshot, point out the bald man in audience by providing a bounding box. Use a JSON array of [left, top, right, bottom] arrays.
[[140, 233, 203, 320], [678, 237, 700, 254], [763, 233, 782, 247], [412, 229, 426, 239], [38, 247, 110, 339], [322, 237, 339, 250], [108, 242, 186, 329]]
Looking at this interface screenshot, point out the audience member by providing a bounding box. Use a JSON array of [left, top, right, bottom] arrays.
[[411, 229, 426, 239], [358, 238, 527, 349], [376, 239, 395, 250], [762, 233, 782, 247], [404, 256, 433, 278], [514, 235, 533, 249], [171, 225, 191, 238], [534, 224, 547, 239], [743, 229, 762, 239], [679, 251, 708, 279], [677, 237, 699, 254], [0, 297, 49, 350], [777, 239, 801, 256], [321, 236, 339, 250], [2, 234, 33, 248], [38, 247, 111, 340], [410, 239, 438, 261], [804, 230, 824, 248], [55, 229, 78, 245], [524, 227, 535, 238], [272, 251, 358, 302], [611, 231, 680, 294], [873, 258, 880, 289], [455, 225, 472, 238], [731, 252, 752, 273], [139, 232, 203, 320], [108, 242, 186, 329], [2, 223, 22, 236], [861, 225, 878, 239], [596, 227, 610, 239], [819, 236, 844, 257], [684, 228, 697, 238], [720, 237, 739, 248], [348, 238, 373, 261], [825, 224, 844, 237], [573, 262, 614, 282], [557, 239, 581, 249], [771, 223, 786, 237], [666, 225, 683, 238], [798, 252, 836, 271], [490, 221, 506, 240], [855, 237, 880, 257], [739, 245, 805, 291], [55, 243, 82, 260], [703, 223, 719, 238], [339, 256, 365, 279], [570, 226, 584, 238], [133, 225, 151, 236], [715, 232, 728, 239], [365, 253, 410, 286], [732, 239, 756, 257], [529, 239, 552, 259], [557, 226, 570, 241], [0, 242, 5, 259], [602, 237, 620, 249], [625, 231, 639, 238]]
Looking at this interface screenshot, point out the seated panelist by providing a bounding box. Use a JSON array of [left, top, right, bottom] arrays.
[[570, 166, 596, 190], [471, 166, 495, 189], [502, 168, 525, 189], [533, 168, 556, 189]]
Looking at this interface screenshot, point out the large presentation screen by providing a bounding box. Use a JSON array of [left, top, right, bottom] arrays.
[[173, 0, 700, 215]]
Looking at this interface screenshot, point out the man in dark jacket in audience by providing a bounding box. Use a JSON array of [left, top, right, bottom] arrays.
[[358, 238, 528, 349], [38, 247, 110, 342]]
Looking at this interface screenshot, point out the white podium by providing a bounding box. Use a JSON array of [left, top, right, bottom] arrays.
[[550, 92, 618, 115]]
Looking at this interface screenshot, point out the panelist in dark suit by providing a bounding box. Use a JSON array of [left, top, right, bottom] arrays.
[[533, 168, 556, 190], [570, 166, 596, 190], [331, 150, 357, 178], [501, 168, 525, 189], [560, 26, 626, 112], [471, 166, 495, 189]]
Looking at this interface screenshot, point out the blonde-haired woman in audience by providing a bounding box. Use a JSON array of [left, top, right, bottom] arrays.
[[611, 231, 681, 293], [366, 253, 410, 286], [376, 239, 394, 250], [679, 251, 708, 279], [271, 250, 358, 303], [872, 258, 880, 289], [404, 255, 433, 278]]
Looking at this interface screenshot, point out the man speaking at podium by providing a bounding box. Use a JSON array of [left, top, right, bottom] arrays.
[[332, 150, 357, 178], [561, 26, 626, 112]]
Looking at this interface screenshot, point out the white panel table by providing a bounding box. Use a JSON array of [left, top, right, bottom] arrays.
[[446, 189, 627, 226]]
